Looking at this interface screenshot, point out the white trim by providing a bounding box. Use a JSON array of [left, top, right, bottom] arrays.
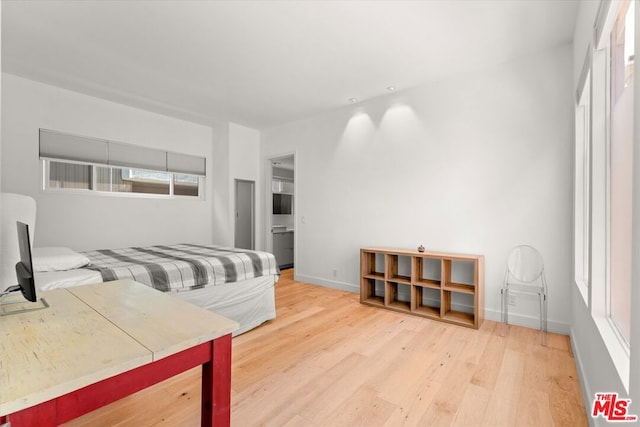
[[594, 0, 622, 50], [484, 307, 570, 335], [295, 274, 571, 334], [575, 279, 589, 305], [294, 274, 359, 294], [576, 46, 592, 104], [594, 314, 631, 392], [569, 330, 595, 419]]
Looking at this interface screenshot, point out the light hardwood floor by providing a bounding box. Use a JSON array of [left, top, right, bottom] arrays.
[[65, 269, 587, 426]]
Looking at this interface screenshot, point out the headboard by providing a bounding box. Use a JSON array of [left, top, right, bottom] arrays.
[[1, 193, 36, 288]]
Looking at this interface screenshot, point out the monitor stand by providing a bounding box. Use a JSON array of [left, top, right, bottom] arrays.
[[0, 289, 49, 316]]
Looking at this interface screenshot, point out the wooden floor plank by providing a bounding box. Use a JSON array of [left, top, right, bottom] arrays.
[[452, 383, 492, 427], [320, 385, 396, 427], [64, 269, 587, 426]]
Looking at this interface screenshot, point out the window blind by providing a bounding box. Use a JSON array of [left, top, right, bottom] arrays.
[[167, 152, 206, 176], [39, 129, 206, 176], [108, 142, 167, 171], [40, 129, 108, 164]]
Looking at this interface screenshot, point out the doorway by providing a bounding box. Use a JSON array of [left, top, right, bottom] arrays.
[[235, 179, 255, 250], [268, 154, 295, 269], [267, 154, 296, 269]]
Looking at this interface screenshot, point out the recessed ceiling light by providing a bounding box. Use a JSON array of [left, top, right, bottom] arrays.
[[348, 97, 357, 103], [387, 86, 396, 92]]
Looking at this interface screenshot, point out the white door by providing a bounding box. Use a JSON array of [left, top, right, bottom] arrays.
[[235, 180, 254, 249]]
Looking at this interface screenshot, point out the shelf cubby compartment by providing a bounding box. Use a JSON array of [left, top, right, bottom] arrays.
[[386, 253, 412, 284], [442, 259, 477, 293], [441, 291, 475, 327], [413, 256, 442, 289], [411, 285, 441, 318], [360, 249, 386, 280], [385, 282, 411, 311], [360, 249, 386, 306], [361, 278, 385, 307]]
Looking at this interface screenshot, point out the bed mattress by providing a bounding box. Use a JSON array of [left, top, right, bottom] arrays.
[[35, 268, 278, 336], [81, 244, 279, 292]]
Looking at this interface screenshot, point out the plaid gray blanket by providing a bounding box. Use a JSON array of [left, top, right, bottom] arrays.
[[82, 243, 279, 292]]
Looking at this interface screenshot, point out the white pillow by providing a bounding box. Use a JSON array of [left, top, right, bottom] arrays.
[[32, 247, 91, 272]]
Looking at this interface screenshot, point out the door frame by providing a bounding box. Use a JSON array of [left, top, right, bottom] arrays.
[[265, 152, 296, 256], [234, 179, 255, 250]]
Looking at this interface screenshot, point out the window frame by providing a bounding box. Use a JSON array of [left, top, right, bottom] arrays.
[[573, 0, 635, 392], [605, 0, 634, 348], [42, 159, 205, 200], [574, 64, 592, 304]]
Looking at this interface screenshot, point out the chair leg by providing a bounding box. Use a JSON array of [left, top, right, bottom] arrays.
[[542, 294, 548, 346], [500, 289, 508, 337], [539, 293, 547, 346]]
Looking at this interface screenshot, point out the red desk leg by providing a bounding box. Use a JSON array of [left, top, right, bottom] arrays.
[[201, 333, 232, 426], [3, 341, 215, 426]]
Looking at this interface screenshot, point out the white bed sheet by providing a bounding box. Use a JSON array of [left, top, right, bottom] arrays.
[[36, 268, 103, 290], [174, 275, 277, 336], [35, 268, 277, 336]]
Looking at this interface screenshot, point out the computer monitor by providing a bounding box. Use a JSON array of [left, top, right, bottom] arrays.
[[1, 221, 37, 302], [16, 221, 37, 302]]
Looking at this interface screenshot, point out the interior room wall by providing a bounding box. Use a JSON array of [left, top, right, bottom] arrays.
[[1, 73, 215, 250], [229, 123, 262, 249], [211, 121, 232, 246], [262, 43, 574, 333], [210, 122, 262, 249]]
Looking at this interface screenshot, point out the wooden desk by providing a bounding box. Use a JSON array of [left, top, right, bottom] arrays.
[[0, 280, 238, 426]]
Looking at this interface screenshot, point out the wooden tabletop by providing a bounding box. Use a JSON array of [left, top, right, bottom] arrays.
[[0, 279, 238, 416]]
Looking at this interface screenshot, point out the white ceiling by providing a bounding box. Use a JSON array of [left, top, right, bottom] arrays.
[[2, 0, 579, 130]]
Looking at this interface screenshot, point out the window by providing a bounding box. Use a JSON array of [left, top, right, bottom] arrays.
[[119, 169, 171, 195], [48, 161, 93, 190], [574, 0, 636, 387], [174, 174, 199, 197], [40, 129, 206, 199], [44, 161, 202, 198], [607, 0, 634, 345]]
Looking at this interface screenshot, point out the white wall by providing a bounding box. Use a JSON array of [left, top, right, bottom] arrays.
[[210, 122, 262, 248], [211, 121, 232, 246], [262, 43, 574, 333], [229, 123, 261, 249], [1, 73, 215, 250]]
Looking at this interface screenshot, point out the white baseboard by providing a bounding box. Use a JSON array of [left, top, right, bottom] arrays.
[[569, 329, 595, 426], [483, 307, 570, 335], [293, 274, 570, 334], [294, 274, 360, 293]]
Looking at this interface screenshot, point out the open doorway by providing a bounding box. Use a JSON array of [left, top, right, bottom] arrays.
[[269, 154, 295, 270]]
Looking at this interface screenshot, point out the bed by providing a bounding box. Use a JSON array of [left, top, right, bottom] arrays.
[[33, 244, 279, 336]]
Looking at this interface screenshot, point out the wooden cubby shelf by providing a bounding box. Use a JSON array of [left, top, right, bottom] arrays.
[[360, 247, 484, 329]]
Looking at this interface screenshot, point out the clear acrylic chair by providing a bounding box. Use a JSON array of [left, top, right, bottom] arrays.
[[500, 245, 548, 345]]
